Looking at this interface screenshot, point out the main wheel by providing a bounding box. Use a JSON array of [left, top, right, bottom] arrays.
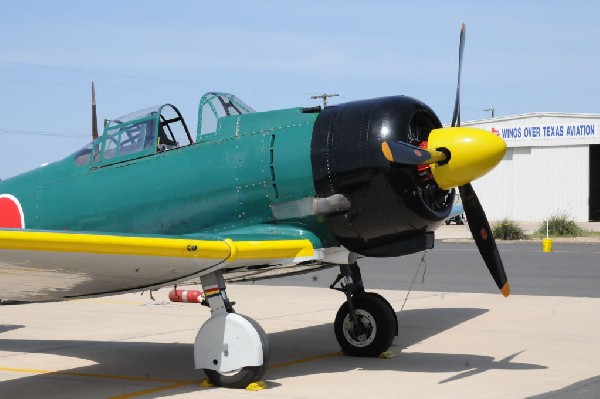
[[334, 292, 396, 357], [362, 292, 398, 336], [204, 316, 270, 389]]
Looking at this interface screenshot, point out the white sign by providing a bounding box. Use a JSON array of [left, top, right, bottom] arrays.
[[491, 124, 597, 141]]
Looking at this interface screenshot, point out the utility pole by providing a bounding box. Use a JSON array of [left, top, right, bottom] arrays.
[[484, 107, 495, 118], [311, 93, 339, 108]]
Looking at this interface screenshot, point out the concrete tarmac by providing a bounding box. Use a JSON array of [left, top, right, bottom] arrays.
[[1, 282, 599, 398], [1, 224, 599, 398]]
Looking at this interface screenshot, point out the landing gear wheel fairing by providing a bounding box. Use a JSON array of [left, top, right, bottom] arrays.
[[203, 315, 270, 389]]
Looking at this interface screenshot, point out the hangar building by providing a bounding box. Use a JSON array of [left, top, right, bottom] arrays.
[[462, 113, 600, 222]]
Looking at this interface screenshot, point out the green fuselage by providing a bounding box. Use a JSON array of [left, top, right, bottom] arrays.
[[0, 107, 326, 241]]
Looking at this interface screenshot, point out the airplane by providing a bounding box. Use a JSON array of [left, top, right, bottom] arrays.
[[0, 24, 508, 389]]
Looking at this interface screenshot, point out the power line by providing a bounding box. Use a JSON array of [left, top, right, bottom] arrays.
[[0, 59, 315, 96], [0, 60, 223, 88], [0, 77, 201, 91], [0, 76, 317, 96], [0, 128, 88, 138]]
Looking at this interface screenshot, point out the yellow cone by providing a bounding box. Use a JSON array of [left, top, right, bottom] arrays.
[[429, 127, 506, 189]]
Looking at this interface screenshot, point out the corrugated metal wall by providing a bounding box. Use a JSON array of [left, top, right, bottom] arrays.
[[473, 145, 589, 222], [461, 113, 600, 223]]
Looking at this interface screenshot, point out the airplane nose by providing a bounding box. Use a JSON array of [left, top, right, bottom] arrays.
[[428, 127, 507, 190]]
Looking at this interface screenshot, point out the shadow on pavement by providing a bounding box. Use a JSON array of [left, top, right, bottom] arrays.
[[0, 324, 24, 334], [525, 374, 600, 399], [0, 308, 546, 398]]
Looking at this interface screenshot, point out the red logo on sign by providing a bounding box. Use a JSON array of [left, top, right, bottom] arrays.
[[0, 194, 25, 228]]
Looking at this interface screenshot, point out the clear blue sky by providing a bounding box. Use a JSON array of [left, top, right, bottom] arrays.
[[1, 0, 599, 178]]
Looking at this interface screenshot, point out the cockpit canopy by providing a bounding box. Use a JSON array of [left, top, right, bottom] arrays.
[[197, 92, 255, 136], [73, 93, 255, 168], [74, 104, 192, 167]]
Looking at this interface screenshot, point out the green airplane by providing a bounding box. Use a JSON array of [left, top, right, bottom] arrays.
[[0, 24, 508, 388]]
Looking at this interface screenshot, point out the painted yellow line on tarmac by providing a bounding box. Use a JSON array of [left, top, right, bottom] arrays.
[[0, 365, 203, 399], [0, 365, 189, 384], [0, 350, 341, 397], [112, 353, 343, 397], [268, 351, 342, 370], [108, 381, 201, 399]]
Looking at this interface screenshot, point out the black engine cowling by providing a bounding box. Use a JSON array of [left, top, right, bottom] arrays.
[[310, 96, 454, 256]]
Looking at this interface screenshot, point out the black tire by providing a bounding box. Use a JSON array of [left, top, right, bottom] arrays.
[[204, 315, 270, 389], [455, 215, 464, 225], [334, 293, 396, 357], [362, 292, 398, 336]]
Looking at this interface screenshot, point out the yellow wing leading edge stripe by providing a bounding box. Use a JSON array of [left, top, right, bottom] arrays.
[[0, 230, 314, 261], [224, 238, 315, 262]]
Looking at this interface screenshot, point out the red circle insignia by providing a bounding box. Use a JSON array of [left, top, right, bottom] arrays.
[[0, 194, 25, 228], [414, 149, 422, 157]]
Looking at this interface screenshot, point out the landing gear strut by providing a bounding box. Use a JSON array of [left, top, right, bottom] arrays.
[[194, 271, 269, 389], [331, 263, 397, 357]]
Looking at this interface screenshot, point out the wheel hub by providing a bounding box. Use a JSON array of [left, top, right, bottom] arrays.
[[342, 309, 377, 347]]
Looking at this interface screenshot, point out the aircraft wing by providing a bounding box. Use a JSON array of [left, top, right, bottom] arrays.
[[0, 228, 319, 302]]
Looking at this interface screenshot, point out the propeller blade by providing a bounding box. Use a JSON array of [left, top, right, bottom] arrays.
[[451, 23, 466, 128], [459, 183, 510, 297], [423, 23, 510, 297], [381, 141, 447, 165]]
